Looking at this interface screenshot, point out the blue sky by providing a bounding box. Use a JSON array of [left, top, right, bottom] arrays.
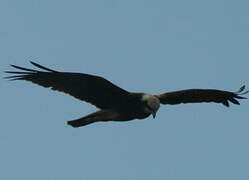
[[1, 0, 248, 179]]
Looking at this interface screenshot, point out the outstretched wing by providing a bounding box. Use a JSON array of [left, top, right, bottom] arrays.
[[156, 86, 248, 107], [5, 61, 131, 109]]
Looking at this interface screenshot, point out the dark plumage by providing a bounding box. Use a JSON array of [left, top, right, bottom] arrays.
[[5, 62, 248, 127]]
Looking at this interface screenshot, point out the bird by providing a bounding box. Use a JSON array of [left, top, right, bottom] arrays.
[[5, 61, 248, 128]]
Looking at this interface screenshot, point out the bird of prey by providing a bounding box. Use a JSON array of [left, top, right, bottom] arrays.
[[5, 62, 248, 128]]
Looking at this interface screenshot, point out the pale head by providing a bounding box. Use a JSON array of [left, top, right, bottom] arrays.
[[142, 94, 160, 118]]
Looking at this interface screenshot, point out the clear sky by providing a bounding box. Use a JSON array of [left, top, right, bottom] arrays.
[[1, 0, 248, 180]]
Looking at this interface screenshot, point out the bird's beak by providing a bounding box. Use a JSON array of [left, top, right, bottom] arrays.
[[152, 112, 156, 118]]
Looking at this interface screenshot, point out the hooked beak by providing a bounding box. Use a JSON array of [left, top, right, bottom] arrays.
[[152, 112, 156, 118]]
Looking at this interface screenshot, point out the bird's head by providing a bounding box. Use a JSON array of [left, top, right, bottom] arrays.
[[142, 94, 160, 118]]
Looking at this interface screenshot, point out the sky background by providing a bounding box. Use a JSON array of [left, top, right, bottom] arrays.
[[1, 0, 249, 179]]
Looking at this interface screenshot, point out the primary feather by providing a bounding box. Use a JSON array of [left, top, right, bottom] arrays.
[[156, 87, 247, 107], [5, 61, 130, 109]]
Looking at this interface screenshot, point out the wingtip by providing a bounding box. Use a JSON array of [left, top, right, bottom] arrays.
[[9, 64, 37, 72], [235, 85, 249, 95], [29, 61, 38, 66], [235, 85, 245, 93], [29, 61, 58, 72], [222, 101, 230, 107], [3, 76, 23, 81], [10, 64, 19, 69]]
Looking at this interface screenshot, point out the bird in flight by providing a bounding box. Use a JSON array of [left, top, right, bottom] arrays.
[[5, 62, 248, 128]]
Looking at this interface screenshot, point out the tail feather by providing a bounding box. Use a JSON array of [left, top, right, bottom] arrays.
[[67, 110, 121, 128], [67, 118, 97, 127]]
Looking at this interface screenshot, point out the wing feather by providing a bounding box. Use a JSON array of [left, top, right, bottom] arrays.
[[5, 62, 130, 109], [156, 86, 248, 107]]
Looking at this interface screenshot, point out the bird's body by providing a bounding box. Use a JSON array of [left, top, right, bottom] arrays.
[[5, 62, 248, 127], [68, 93, 158, 127]]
